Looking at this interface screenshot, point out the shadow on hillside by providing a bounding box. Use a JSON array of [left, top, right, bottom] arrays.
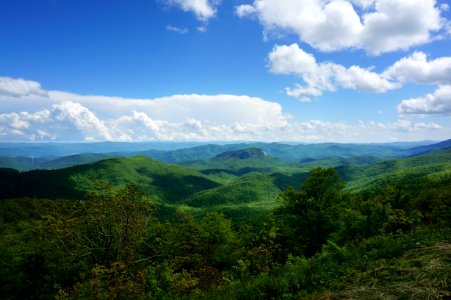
[[151, 174, 221, 203], [0, 168, 83, 199], [271, 172, 309, 190]]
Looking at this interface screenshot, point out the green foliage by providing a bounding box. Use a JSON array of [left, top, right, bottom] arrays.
[[1, 148, 451, 299], [276, 167, 345, 256], [340, 147, 451, 191], [75, 182, 155, 265], [185, 175, 281, 207], [0, 156, 221, 202]]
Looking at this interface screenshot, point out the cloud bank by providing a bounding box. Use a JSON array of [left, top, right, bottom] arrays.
[[0, 77, 447, 142]]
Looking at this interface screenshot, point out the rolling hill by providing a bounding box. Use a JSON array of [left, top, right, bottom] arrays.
[[0, 156, 221, 202], [1, 140, 446, 172], [1, 144, 450, 216], [408, 139, 451, 155], [338, 147, 451, 190], [0, 153, 122, 171], [142, 142, 411, 163]]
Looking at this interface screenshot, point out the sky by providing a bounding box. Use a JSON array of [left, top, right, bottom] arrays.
[[0, 0, 450, 143]]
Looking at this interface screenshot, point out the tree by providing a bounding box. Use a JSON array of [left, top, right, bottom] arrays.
[[57, 182, 155, 267], [277, 167, 344, 256]]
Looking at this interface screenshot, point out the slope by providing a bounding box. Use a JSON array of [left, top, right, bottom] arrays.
[[339, 147, 451, 191], [0, 156, 221, 202], [408, 138, 451, 155]]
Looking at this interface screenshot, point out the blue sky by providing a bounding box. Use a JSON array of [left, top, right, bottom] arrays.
[[0, 0, 450, 142]]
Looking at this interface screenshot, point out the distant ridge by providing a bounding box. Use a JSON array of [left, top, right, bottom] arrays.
[[409, 139, 451, 155], [215, 148, 267, 159]]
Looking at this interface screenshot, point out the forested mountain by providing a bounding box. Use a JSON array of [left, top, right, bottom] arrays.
[[1, 143, 450, 212], [0, 141, 450, 299], [408, 139, 451, 155], [0, 156, 220, 202], [0, 140, 444, 171]]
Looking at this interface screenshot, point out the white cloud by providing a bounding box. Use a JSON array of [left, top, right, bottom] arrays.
[[334, 65, 400, 92], [398, 85, 451, 116], [0, 101, 112, 141], [268, 44, 317, 75], [3, 104, 443, 142], [235, 4, 257, 17], [236, 0, 445, 55], [360, 119, 442, 131], [166, 25, 189, 34], [50, 101, 113, 141], [268, 44, 399, 99], [46, 91, 289, 128], [384, 51, 451, 85], [165, 0, 219, 21], [286, 85, 323, 102], [0, 77, 448, 142], [268, 45, 451, 101], [0, 77, 48, 98]]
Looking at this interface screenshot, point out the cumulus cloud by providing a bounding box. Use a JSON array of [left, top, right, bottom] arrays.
[[269, 44, 399, 100], [269, 45, 451, 101], [0, 77, 291, 141], [0, 77, 448, 142], [235, 4, 257, 17], [0, 103, 444, 142], [165, 0, 219, 21], [0, 101, 112, 141], [384, 52, 451, 85], [46, 91, 289, 127], [50, 101, 112, 141], [0, 77, 48, 98], [398, 85, 451, 116], [236, 0, 445, 55]]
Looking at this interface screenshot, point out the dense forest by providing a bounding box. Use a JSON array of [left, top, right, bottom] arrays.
[[0, 142, 450, 299]]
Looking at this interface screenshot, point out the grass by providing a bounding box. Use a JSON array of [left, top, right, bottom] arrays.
[[310, 242, 450, 299]]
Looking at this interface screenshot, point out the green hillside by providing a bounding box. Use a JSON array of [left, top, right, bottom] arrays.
[[0, 145, 450, 300], [408, 139, 451, 155], [0, 156, 221, 202], [301, 155, 383, 168], [338, 147, 451, 190], [0, 156, 53, 171], [182, 155, 301, 177], [185, 174, 281, 207], [2, 141, 445, 172], [0, 153, 124, 171], [2, 148, 450, 210], [139, 144, 248, 163], [258, 142, 408, 161], [38, 153, 121, 169], [139, 142, 412, 164]]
